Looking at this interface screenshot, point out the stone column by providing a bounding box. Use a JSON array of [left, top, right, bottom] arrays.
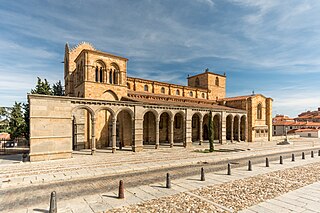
[[112, 117, 117, 153], [237, 118, 241, 141], [91, 117, 96, 155], [133, 106, 143, 152], [199, 117, 203, 145], [185, 109, 193, 148], [155, 118, 160, 149], [170, 118, 174, 148], [244, 117, 248, 142], [220, 112, 226, 144], [230, 117, 234, 143]]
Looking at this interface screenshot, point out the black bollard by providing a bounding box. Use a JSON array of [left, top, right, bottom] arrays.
[[266, 157, 269, 167], [200, 167, 205, 181], [311, 151, 314, 158], [292, 153, 295, 162], [318, 150, 320, 156], [227, 163, 231, 175], [248, 160, 252, 171], [49, 191, 57, 213], [302, 152, 305, 160], [118, 180, 124, 199], [280, 156, 283, 164], [166, 173, 171, 188]]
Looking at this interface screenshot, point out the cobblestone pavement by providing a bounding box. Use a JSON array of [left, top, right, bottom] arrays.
[[7, 147, 320, 213], [1, 138, 319, 190]]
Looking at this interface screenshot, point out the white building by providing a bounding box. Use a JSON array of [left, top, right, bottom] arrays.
[[295, 129, 320, 138]]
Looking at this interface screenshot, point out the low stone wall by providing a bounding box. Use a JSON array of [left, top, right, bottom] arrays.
[[272, 135, 300, 141]]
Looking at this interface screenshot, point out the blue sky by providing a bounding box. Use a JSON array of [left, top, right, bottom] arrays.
[[0, 0, 320, 117]]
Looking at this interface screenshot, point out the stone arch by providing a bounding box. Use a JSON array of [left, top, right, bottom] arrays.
[[174, 111, 184, 143], [101, 90, 119, 101], [109, 62, 120, 85], [213, 113, 221, 142], [159, 111, 170, 144], [71, 105, 95, 151], [143, 110, 157, 145], [94, 60, 106, 83], [192, 113, 201, 142], [116, 108, 133, 149], [233, 115, 240, 141], [95, 106, 116, 149], [202, 113, 209, 141], [142, 108, 159, 120], [226, 114, 233, 141]]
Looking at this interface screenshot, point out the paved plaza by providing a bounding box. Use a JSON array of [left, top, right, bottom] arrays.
[[1, 138, 320, 212]]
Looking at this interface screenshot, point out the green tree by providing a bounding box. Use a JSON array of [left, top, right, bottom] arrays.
[[23, 103, 29, 140], [31, 77, 52, 95], [208, 111, 215, 152], [52, 80, 64, 96], [8, 102, 26, 140]]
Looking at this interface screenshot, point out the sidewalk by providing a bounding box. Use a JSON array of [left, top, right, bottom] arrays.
[[11, 147, 320, 213], [1, 138, 320, 189]]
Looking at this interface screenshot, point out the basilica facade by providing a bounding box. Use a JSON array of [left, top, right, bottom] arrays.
[[28, 42, 272, 161]]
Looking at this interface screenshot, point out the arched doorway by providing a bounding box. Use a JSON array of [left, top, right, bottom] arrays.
[[234, 116, 240, 141], [192, 113, 200, 142], [240, 116, 246, 141], [213, 114, 220, 143], [117, 109, 133, 150], [202, 114, 209, 141], [95, 107, 114, 150], [143, 111, 156, 145], [226, 114, 233, 141], [174, 112, 184, 144], [159, 112, 170, 145], [72, 106, 94, 151]]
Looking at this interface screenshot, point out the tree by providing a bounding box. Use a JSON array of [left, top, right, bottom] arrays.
[[52, 80, 64, 96], [23, 103, 29, 140], [31, 77, 52, 95], [8, 102, 26, 140], [208, 111, 215, 152]]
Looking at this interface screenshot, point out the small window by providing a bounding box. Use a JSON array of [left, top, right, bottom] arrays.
[[161, 87, 165, 93], [189, 91, 193, 97], [144, 85, 148, 92], [127, 83, 130, 89], [215, 77, 219, 86], [202, 93, 205, 98], [95, 67, 99, 82], [257, 103, 262, 120], [109, 71, 113, 84], [176, 90, 180, 95], [99, 67, 103, 83]]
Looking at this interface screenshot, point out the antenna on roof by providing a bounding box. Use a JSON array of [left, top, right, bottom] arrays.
[[252, 90, 255, 95], [223, 72, 226, 76], [205, 68, 209, 72]]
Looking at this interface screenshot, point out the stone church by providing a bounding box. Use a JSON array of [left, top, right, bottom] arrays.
[[28, 42, 272, 162]]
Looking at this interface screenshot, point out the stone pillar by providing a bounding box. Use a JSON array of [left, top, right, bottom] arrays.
[[91, 117, 96, 155], [237, 118, 241, 142], [221, 112, 226, 144], [185, 109, 193, 148], [199, 117, 203, 145], [170, 118, 174, 148], [112, 117, 117, 153], [155, 118, 160, 149], [133, 106, 143, 152], [244, 117, 248, 142], [230, 117, 234, 143]]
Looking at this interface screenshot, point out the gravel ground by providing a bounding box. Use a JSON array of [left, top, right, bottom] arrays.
[[109, 162, 320, 213]]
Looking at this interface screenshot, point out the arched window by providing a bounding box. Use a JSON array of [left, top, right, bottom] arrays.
[[99, 67, 103, 83], [110, 63, 120, 85], [202, 93, 205, 98], [161, 87, 165, 93], [215, 77, 219, 86], [109, 70, 113, 84], [189, 91, 193, 97], [127, 83, 130, 89], [195, 77, 200, 86], [176, 90, 180, 95], [95, 67, 99, 82], [113, 71, 117, 84], [144, 85, 148, 91], [257, 103, 262, 119]]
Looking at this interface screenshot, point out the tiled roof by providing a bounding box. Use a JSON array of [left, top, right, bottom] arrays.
[[123, 91, 245, 112], [295, 129, 319, 133], [273, 121, 320, 126]]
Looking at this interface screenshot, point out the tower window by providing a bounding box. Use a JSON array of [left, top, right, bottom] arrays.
[[202, 93, 205, 98], [161, 87, 165, 93], [195, 77, 200, 86], [99, 67, 103, 83], [144, 85, 148, 91], [127, 83, 130, 89], [215, 77, 219, 86], [257, 103, 262, 119], [109, 71, 113, 84], [95, 67, 99, 82], [189, 91, 193, 97]]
